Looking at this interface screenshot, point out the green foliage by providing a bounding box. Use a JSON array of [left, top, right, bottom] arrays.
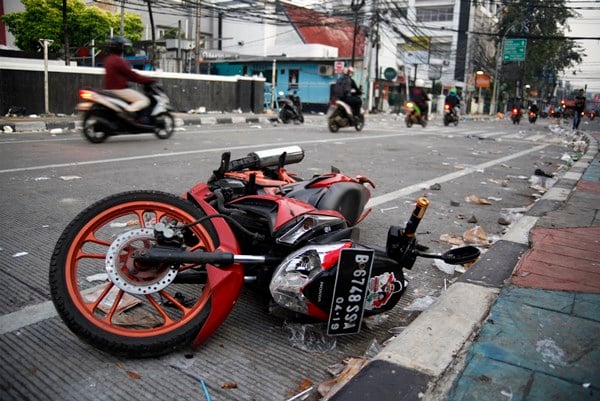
[[496, 0, 584, 99], [2, 0, 143, 55]]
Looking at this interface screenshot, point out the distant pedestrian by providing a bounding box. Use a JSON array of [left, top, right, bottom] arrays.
[[572, 88, 586, 130]]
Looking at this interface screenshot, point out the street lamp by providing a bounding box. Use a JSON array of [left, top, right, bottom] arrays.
[[476, 70, 484, 114]]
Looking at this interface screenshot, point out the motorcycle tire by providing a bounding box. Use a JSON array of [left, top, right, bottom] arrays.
[[82, 110, 110, 144], [406, 119, 413, 128], [453, 118, 459, 127], [49, 190, 220, 357], [298, 114, 305, 123], [354, 115, 364, 131], [154, 112, 175, 140], [420, 119, 427, 128], [279, 109, 292, 124], [443, 117, 450, 126]]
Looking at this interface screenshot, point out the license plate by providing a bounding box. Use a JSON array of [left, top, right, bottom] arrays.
[[327, 248, 374, 336]]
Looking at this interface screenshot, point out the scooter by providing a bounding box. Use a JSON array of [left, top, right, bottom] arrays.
[[443, 103, 459, 126], [49, 146, 479, 357], [327, 99, 365, 132], [77, 83, 174, 143], [403, 101, 427, 127], [511, 107, 522, 124], [278, 90, 304, 124], [528, 110, 538, 124]]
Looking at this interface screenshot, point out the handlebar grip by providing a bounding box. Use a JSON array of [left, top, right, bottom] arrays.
[[403, 197, 429, 237]]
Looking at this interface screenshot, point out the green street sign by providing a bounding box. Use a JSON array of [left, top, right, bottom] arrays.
[[384, 67, 397, 81], [503, 39, 527, 62]]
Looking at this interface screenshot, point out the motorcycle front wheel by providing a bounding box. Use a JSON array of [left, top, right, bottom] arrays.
[[354, 114, 365, 131], [49, 190, 219, 357], [154, 112, 175, 139], [327, 113, 340, 133]]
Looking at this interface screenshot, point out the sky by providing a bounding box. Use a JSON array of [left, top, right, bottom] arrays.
[[560, 1, 600, 93]]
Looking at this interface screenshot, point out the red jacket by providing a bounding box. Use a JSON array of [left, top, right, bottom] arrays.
[[103, 54, 154, 89]]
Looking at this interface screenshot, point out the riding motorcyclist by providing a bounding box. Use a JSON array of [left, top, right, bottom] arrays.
[[410, 79, 429, 121], [444, 87, 461, 117], [334, 66, 362, 122], [103, 36, 155, 123], [529, 102, 539, 116]]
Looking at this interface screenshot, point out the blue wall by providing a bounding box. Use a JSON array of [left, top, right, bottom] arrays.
[[212, 60, 342, 113]]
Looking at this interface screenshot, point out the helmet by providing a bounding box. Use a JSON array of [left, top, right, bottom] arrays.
[[450, 87, 457, 94], [415, 78, 424, 87], [107, 36, 132, 54]]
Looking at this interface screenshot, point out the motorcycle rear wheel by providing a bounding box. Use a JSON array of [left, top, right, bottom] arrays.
[[154, 112, 175, 139], [82, 111, 109, 143], [49, 190, 219, 357], [328, 115, 340, 133]]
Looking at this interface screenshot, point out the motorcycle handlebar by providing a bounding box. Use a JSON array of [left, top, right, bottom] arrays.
[[403, 197, 429, 237]]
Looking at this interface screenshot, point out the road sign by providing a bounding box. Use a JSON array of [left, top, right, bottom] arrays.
[[503, 39, 527, 62], [384, 67, 397, 81]]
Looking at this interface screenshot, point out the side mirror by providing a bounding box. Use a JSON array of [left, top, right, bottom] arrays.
[[441, 246, 480, 265]]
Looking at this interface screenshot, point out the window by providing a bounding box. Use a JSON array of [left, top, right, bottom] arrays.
[[416, 7, 453, 22], [430, 37, 452, 59]]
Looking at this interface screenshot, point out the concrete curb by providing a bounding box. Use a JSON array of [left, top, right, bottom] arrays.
[[0, 115, 278, 133], [330, 128, 598, 401]]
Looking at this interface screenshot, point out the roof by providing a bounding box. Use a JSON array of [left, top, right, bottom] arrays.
[[280, 2, 365, 59]]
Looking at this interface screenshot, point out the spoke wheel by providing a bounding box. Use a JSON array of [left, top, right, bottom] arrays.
[[49, 191, 218, 357]]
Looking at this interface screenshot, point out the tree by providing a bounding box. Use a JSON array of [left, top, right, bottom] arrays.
[[2, 0, 143, 57], [495, 0, 583, 101]]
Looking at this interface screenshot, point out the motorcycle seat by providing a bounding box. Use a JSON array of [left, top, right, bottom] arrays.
[[283, 181, 368, 226]]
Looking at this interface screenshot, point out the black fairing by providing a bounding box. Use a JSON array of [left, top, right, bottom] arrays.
[[302, 246, 406, 317]]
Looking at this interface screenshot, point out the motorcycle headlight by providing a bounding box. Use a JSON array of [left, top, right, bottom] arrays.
[[269, 242, 349, 314], [276, 214, 345, 246]]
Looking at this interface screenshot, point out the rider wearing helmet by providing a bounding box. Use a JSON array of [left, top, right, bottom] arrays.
[[334, 66, 362, 121], [410, 78, 429, 120], [103, 36, 155, 122], [444, 87, 461, 116]]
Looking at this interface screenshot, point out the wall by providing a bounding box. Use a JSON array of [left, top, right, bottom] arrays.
[[0, 58, 264, 115]]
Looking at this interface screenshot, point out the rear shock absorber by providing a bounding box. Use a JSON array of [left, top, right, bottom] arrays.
[[386, 197, 430, 267]]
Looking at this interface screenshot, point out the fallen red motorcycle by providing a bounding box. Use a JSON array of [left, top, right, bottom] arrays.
[[49, 146, 479, 357]]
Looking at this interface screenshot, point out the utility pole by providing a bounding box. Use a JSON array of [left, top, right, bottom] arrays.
[[120, 0, 125, 36], [195, 1, 202, 73], [146, 0, 156, 70], [350, 0, 365, 67], [39, 39, 54, 115], [62, 0, 70, 65]]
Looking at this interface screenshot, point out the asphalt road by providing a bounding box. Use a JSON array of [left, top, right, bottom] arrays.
[[0, 115, 586, 400]]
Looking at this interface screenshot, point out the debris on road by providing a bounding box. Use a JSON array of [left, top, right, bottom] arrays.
[[465, 194, 492, 205]]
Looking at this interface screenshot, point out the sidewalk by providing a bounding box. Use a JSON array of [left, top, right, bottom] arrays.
[[0, 111, 282, 133], [331, 130, 599, 401]]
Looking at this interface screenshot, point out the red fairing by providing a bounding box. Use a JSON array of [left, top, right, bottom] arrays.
[[187, 182, 214, 203], [306, 302, 328, 320], [183, 191, 245, 348], [229, 195, 344, 231]]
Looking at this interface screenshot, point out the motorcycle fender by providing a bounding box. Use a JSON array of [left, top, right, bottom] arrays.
[[192, 263, 244, 348], [184, 191, 244, 348]]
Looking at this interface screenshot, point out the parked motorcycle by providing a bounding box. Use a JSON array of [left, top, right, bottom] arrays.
[[443, 103, 459, 126], [528, 110, 538, 124], [77, 83, 174, 143], [327, 100, 365, 132], [511, 107, 522, 124], [403, 101, 427, 128], [49, 146, 479, 357], [278, 90, 304, 124]]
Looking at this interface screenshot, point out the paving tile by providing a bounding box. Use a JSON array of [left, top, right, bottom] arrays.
[[470, 288, 600, 384]]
